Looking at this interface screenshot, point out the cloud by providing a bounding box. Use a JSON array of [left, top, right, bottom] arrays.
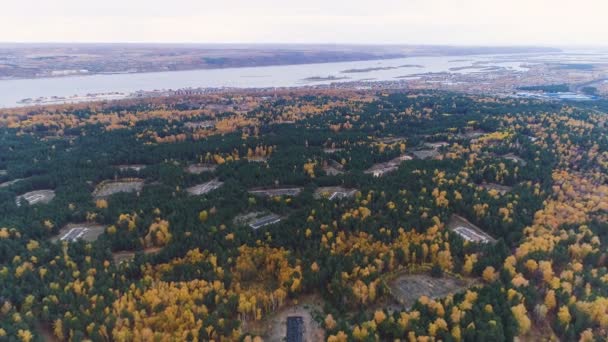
[[1, 0, 607, 45]]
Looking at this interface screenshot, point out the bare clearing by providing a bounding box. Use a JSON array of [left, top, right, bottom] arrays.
[[244, 296, 325, 342], [249, 187, 302, 197], [51, 223, 106, 243], [234, 212, 283, 230], [479, 182, 513, 195], [314, 186, 357, 200], [93, 179, 144, 198], [15, 189, 55, 206], [186, 179, 223, 195], [247, 156, 268, 163], [116, 164, 146, 172], [185, 163, 217, 174], [184, 120, 215, 129], [112, 247, 162, 264], [503, 153, 528, 166], [411, 149, 439, 160], [365, 155, 412, 177], [448, 214, 495, 243], [388, 273, 471, 309], [0, 178, 24, 188]]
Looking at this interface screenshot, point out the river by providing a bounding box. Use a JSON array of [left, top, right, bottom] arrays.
[[0, 52, 585, 108]]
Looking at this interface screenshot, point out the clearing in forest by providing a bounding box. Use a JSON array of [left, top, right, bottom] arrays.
[[447, 214, 495, 243], [93, 179, 144, 198], [244, 295, 325, 342], [186, 179, 223, 195], [112, 247, 162, 264], [365, 155, 412, 177], [478, 182, 513, 195], [411, 149, 440, 160], [116, 164, 147, 172], [387, 273, 471, 309], [234, 212, 283, 230], [0, 178, 25, 188], [51, 223, 106, 243], [185, 163, 217, 174], [502, 153, 528, 166], [322, 159, 345, 176], [314, 186, 357, 200], [249, 187, 302, 197], [15, 189, 55, 206]]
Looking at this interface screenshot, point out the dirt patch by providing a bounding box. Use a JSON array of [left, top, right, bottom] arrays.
[[51, 223, 106, 243], [387, 273, 471, 309], [185, 163, 217, 174], [186, 179, 223, 195], [93, 179, 144, 198], [15, 189, 55, 206], [243, 295, 325, 342], [447, 214, 495, 243]]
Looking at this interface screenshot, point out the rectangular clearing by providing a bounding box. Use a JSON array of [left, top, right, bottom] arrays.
[[388, 273, 469, 308], [52, 223, 106, 243], [93, 179, 144, 198], [186, 179, 223, 195], [448, 214, 495, 243]]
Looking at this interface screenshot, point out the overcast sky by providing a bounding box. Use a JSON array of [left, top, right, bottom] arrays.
[[2, 0, 607, 46]]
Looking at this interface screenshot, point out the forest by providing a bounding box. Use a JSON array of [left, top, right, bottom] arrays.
[[0, 89, 606, 341]]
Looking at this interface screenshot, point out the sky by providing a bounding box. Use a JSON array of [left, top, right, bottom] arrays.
[[2, 0, 608, 46]]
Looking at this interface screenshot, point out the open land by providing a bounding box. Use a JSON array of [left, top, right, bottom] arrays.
[[365, 155, 412, 177], [185, 163, 217, 174], [186, 179, 224, 195], [92, 179, 144, 198], [249, 187, 302, 197], [314, 186, 357, 200], [15, 190, 55, 206], [387, 273, 472, 309], [51, 223, 106, 243], [479, 182, 513, 195], [243, 295, 325, 342], [116, 164, 146, 172], [447, 214, 495, 243]]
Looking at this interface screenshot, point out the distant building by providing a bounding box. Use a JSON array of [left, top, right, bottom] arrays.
[[286, 316, 304, 342]]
